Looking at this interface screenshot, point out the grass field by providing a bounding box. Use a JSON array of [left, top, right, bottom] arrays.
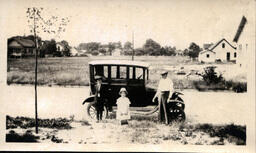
[[7, 56, 247, 91]]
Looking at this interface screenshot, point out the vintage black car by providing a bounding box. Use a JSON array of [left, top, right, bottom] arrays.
[[82, 60, 185, 121]]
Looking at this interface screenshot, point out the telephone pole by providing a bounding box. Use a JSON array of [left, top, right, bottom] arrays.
[[132, 31, 134, 61]]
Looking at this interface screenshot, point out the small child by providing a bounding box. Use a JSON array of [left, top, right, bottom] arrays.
[[116, 88, 131, 125]]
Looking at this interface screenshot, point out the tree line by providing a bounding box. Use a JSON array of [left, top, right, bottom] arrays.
[[77, 38, 202, 59]]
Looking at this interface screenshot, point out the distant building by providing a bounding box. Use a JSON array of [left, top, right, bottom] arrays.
[[176, 50, 184, 56], [203, 43, 214, 50], [56, 42, 65, 56], [70, 47, 79, 56], [199, 39, 237, 63], [8, 37, 35, 58]]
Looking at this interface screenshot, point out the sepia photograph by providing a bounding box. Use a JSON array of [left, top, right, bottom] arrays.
[[0, 0, 255, 152]]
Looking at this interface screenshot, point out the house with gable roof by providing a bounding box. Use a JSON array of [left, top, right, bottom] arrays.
[[199, 38, 237, 63], [8, 37, 36, 58]]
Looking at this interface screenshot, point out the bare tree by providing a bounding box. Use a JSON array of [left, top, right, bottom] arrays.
[[26, 7, 70, 133]]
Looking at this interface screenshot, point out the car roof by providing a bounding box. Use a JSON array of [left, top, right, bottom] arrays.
[[89, 60, 150, 68]]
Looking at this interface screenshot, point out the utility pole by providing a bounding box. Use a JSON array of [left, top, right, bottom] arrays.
[[33, 8, 39, 134], [132, 31, 134, 61]]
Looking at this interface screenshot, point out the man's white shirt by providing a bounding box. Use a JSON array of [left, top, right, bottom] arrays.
[[157, 77, 173, 92]]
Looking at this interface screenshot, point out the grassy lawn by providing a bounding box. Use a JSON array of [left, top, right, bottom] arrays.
[[7, 56, 247, 91]]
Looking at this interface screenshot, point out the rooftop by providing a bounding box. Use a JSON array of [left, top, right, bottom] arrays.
[[89, 60, 150, 68], [9, 38, 35, 48], [208, 38, 236, 51]]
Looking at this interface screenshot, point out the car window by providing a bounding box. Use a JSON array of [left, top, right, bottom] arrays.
[[129, 67, 135, 79], [120, 66, 127, 79], [94, 65, 104, 76], [111, 66, 117, 78], [104, 66, 108, 79], [136, 67, 143, 80]]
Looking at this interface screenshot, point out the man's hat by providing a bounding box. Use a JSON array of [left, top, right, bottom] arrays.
[[160, 70, 168, 75], [119, 87, 128, 95], [95, 75, 103, 80]]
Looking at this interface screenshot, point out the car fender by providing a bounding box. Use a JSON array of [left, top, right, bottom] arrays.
[[82, 95, 96, 105]]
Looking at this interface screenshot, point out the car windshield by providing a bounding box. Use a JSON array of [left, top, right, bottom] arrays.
[[93, 65, 147, 80]]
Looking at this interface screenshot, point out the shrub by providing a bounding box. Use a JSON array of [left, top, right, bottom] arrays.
[[6, 115, 72, 129], [6, 130, 39, 142], [201, 66, 223, 85], [232, 82, 247, 93]]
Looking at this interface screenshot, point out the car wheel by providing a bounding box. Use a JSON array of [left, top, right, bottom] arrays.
[[85, 103, 107, 120]]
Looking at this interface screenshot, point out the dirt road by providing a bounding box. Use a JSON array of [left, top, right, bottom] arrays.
[[3, 85, 250, 145], [1, 85, 250, 125]]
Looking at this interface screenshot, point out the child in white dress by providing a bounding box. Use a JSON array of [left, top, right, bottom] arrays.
[[116, 88, 131, 125]]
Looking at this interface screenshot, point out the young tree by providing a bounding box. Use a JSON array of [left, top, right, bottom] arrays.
[[26, 7, 70, 133]]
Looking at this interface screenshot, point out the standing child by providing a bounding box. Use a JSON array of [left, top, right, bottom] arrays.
[[116, 88, 131, 125]]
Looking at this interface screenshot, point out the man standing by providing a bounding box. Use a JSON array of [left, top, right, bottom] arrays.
[[152, 70, 174, 125], [94, 75, 104, 122]]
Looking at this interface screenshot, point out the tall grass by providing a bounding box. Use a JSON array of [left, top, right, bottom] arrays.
[[7, 56, 246, 92]]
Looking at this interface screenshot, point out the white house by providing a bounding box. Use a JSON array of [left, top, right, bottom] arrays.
[[198, 50, 216, 63], [199, 39, 237, 63], [56, 42, 65, 52], [234, 16, 253, 68]]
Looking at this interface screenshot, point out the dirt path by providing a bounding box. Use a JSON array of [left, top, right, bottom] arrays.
[[1, 86, 250, 125]]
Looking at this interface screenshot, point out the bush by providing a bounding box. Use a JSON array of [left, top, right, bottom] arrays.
[[224, 80, 247, 93], [202, 66, 223, 85], [6, 115, 72, 130], [193, 123, 246, 145], [91, 51, 99, 56], [6, 130, 39, 142]]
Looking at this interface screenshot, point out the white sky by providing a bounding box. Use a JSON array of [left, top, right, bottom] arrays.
[[0, 0, 254, 49]]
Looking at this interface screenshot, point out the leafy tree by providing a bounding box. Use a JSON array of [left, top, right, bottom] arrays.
[[40, 39, 57, 56], [61, 40, 71, 56], [187, 42, 201, 59], [134, 48, 145, 56], [143, 39, 161, 55], [123, 41, 133, 55], [77, 42, 100, 53], [108, 42, 116, 55], [98, 48, 107, 55], [114, 41, 122, 49], [161, 46, 176, 56], [183, 48, 189, 56]]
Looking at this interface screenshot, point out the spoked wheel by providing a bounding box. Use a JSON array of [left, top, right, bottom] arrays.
[[168, 107, 186, 122], [85, 103, 107, 120]]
